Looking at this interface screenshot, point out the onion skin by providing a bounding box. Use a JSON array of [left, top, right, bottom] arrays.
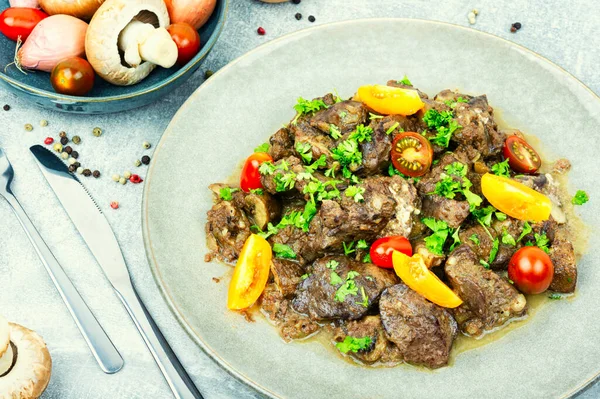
[[39, 0, 104, 21], [9, 0, 40, 7], [18, 15, 87, 72], [164, 0, 216, 30]]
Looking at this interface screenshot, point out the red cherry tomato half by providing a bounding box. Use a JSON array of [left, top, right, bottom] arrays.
[[166, 23, 201, 66], [0, 8, 48, 42], [503, 136, 541, 174], [370, 236, 413, 268], [508, 246, 554, 294], [391, 132, 433, 177], [50, 57, 95, 96], [240, 152, 273, 192]]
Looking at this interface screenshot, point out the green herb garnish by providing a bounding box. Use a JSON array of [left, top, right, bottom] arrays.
[[345, 185, 365, 202], [219, 187, 238, 201], [572, 190, 589, 205], [335, 336, 372, 354], [295, 142, 313, 164], [292, 97, 328, 124], [273, 243, 296, 259], [397, 75, 412, 86], [422, 217, 452, 256], [491, 159, 511, 178], [254, 143, 270, 153]]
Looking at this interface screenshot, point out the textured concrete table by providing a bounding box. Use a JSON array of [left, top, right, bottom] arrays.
[[1, 1, 598, 398]]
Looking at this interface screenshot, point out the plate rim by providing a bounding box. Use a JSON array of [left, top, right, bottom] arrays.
[[142, 17, 600, 399]]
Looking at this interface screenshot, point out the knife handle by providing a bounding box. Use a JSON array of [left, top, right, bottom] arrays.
[[114, 281, 203, 399], [5, 194, 124, 374]]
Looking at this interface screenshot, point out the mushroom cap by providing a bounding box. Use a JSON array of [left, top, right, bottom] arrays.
[[39, 0, 105, 21], [0, 323, 52, 399], [85, 0, 170, 86], [0, 315, 8, 359]]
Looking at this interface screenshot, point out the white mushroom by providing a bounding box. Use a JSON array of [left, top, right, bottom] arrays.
[[85, 0, 178, 86], [0, 315, 52, 399]]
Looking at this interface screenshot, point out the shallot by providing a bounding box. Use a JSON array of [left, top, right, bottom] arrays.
[[9, 0, 40, 8], [16, 14, 87, 73]]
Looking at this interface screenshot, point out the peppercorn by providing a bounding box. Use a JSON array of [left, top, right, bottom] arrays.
[[295, 12, 302, 20], [24, 123, 33, 131], [60, 136, 68, 145], [257, 27, 266, 35], [68, 164, 77, 173], [110, 201, 119, 210], [292, 0, 300, 3], [92, 170, 101, 178], [72, 135, 81, 144], [59, 131, 66, 138], [64, 146, 73, 154], [71, 151, 79, 159], [83, 169, 92, 177], [3, 104, 9, 111], [123, 171, 132, 179], [134, 159, 142, 167], [129, 174, 143, 184], [68, 157, 77, 165], [142, 141, 151, 149], [119, 177, 127, 185], [93, 127, 102, 137], [61, 152, 69, 160], [308, 15, 315, 22], [44, 137, 54, 145], [112, 174, 120, 182], [511, 22, 522, 33], [73, 162, 81, 168], [141, 155, 151, 165], [53, 143, 63, 152], [77, 167, 84, 174], [40, 119, 48, 127], [204, 70, 214, 79]]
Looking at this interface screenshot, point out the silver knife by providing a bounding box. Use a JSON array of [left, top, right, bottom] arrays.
[[30, 145, 203, 399]]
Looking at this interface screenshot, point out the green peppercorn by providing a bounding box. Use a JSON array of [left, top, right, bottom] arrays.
[[40, 120, 48, 127], [60, 152, 69, 160], [72, 135, 81, 144], [141, 155, 151, 165], [112, 174, 120, 182], [119, 177, 127, 185], [83, 169, 92, 177], [53, 143, 63, 152], [142, 141, 151, 149], [73, 162, 81, 168], [123, 171, 132, 179], [134, 159, 142, 167], [92, 127, 102, 137], [204, 70, 214, 79], [24, 124, 33, 132]]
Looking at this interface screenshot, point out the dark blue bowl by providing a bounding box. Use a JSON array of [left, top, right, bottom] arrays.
[[0, 0, 227, 114]]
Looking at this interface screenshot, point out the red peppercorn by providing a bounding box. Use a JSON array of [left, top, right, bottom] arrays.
[[110, 201, 119, 209], [44, 137, 54, 145], [129, 174, 143, 184], [257, 27, 266, 36]]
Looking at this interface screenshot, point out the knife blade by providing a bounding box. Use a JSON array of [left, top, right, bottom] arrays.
[[30, 145, 203, 399]]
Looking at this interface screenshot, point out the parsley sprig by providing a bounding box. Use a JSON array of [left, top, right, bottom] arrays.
[[572, 190, 589, 205], [336, 336, 372, 354], [272, 243, 296, 259], [292, 97, 328, 124], [295, 142, 313, 164], [422, 109, 461, 148], [219, 187, 238, 201], [397, 75, 412, 86], [254, 143, 270, 153], [431, 162, 482, 211], [331, 124, 373, 179], [422, 217, 455, 256], [334, 271, 360, 302], [491, 159, 511, 178]]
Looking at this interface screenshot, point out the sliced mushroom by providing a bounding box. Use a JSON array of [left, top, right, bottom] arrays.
[[85, 0, 177, 86], [243, 193, 281, 230], [0, 316, 52, 398]]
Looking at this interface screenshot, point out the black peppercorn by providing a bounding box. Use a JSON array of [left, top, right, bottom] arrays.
[[3, 104, 10, 111], [83, 169, 92, 177], [68, 164, 77, 173], [511, 22, 522, 33], [73, 162, 81, 168], [92, 170, 101, 178], [141, 155, 151, 165], [308, 15, 315, 22], [295, 12, 302, 20], [60, 136, 68, 145], [64, 145, 73, 154], [292, 0, 300, 4], [71, 151, 79, 159]]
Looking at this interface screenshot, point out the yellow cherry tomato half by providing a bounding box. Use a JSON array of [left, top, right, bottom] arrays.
[[481, 173, 551, 222], [392, 251, 463, 308], [227, 234, 273, 310], [357, 84, 424, 116]]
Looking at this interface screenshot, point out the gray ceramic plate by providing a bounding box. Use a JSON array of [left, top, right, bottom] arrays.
[[143, 19, 600, 399]]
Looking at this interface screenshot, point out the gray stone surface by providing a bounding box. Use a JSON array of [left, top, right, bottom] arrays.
[[0, 1, 597, 398]]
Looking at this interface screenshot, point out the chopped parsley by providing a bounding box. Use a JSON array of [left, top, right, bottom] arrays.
[[257, 209, 314, 239], [450, 227, 461, 251], [326, 260, 339, 270], [331, 139, 362, 178], [422, 217, 452, 256], [329, 124, 342, 140], [300, 273, 309, 280], [472, 206, 506, 235], [335, 336, 372, 354], [219, 187, 238, 201], [342, 241, 356, 256], [572, 190, 589, 205], [432, 162, 482, 211], [491, 159, 511, 178], [363, 253, 372, 263], [501, 228, 516, 246], [330, 271, 343, 285], [548, 293, 563, 300], [517, 221, 532, 242], [359, 286, 369, 308], [254, 143, 270, 153], [530, 232, 550, 253], [273, 243, 296, 259], [345, 185, 365, 202], [351, 124, 374, 143], [292, 97, 328, 124], [469, 234, 480, 246], [356, 240, 368, 250], [335, 278, 358, 302], [480, 259, 491, 269], [303, 179, 342, 202], [258, 161, 276, 175], [397, 75, 412, 86], [274, 171, 297, 192], [385, 122, 400, 135], [422, 109, 461, 148], [295, 142, 313, 164], [249, 188, 264, 195]]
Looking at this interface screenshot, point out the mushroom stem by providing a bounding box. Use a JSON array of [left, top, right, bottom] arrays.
[[118, 20, 177, 69], [0, 344, 14, 375]]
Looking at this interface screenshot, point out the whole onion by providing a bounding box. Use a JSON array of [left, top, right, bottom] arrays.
[[164, 0, 216, 30], [17, 15, 87, 73], [38, 0, 105, 21]]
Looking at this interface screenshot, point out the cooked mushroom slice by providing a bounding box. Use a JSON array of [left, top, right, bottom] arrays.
[[243, 192, 281, 230], [85, 0, 177, 86], [0, 315, 52, 398]]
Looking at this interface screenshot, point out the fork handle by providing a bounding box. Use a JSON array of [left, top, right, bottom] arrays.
[[5, 193, 124, 374]]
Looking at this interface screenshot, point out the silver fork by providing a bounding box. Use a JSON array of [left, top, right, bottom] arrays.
[[0, 148, 124, 374]]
